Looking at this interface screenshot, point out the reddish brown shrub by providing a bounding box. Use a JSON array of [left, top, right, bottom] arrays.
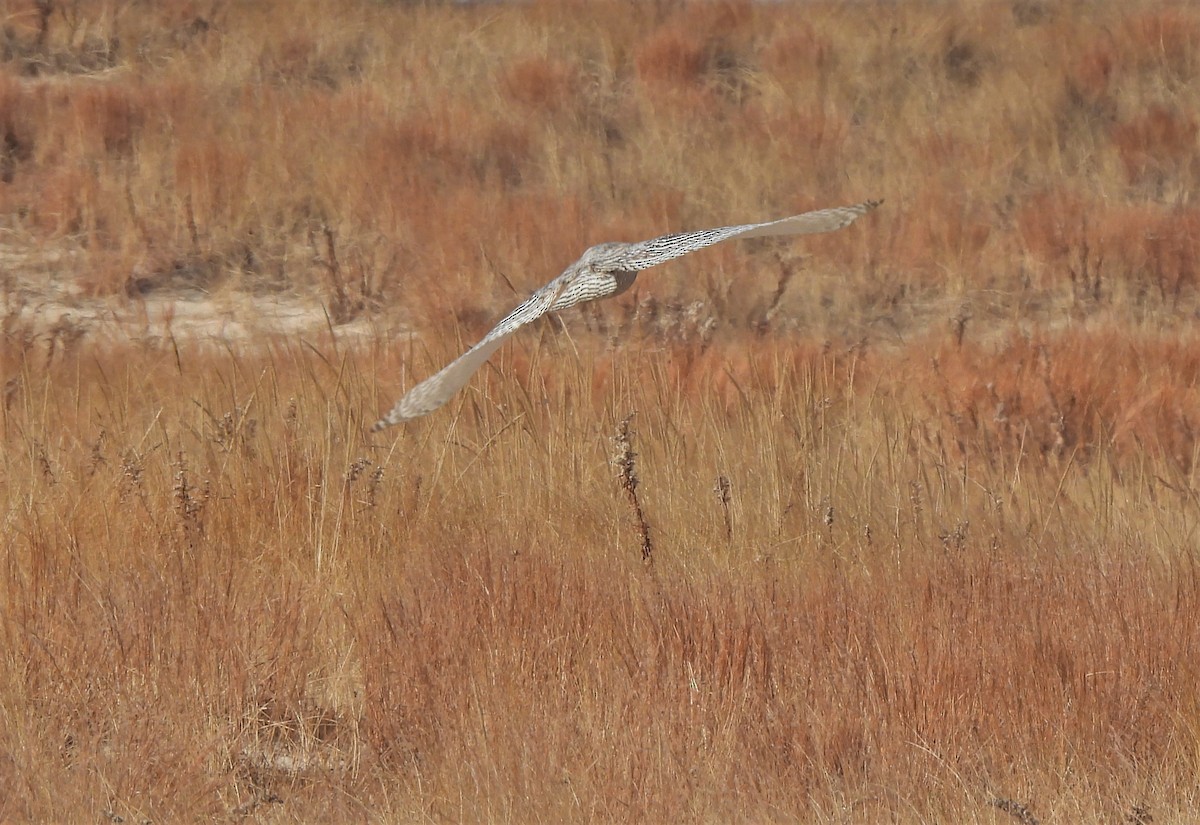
[[500, 56, 579, 113], [1119, 8, 1200, 78], [1112, 104, 1199, 187]]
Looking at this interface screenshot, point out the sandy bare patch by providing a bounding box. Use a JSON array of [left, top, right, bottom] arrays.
[[1, 231, 391, 347]]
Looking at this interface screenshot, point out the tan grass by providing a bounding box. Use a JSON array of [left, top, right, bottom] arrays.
[[3, 330, 1200, 821], [3, 0, 1200, 821]]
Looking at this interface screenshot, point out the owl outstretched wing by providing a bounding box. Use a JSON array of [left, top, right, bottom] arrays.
[[602, 200, 881, 273], [370, 275, 570, 429]]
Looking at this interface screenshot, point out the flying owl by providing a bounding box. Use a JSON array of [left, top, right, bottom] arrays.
[[372, 199, 880, 431]]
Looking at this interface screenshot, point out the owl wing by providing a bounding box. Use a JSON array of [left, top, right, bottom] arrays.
[[370, 274, 570, 430], [370, 334, 511, 430], [602, 199, 881, 272]]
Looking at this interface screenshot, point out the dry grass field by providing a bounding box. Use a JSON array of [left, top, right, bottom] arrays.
[[3, 0, 1200, 821]]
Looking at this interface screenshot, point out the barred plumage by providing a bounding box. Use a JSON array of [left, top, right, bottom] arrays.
[[372, 199, 881, 430]]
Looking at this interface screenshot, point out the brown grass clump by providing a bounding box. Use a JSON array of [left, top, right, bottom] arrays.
[[5, 0, 1200, 821], [1112, 104, 1199, 189], [501, 55, 579, 114]]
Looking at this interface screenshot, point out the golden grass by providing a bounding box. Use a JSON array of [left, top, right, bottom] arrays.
[[3, 0, 1200, 821], [5, 332, 1200, 822]]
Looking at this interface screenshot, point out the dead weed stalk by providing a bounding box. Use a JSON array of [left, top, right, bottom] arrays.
[[612, 411, 653, 563]]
